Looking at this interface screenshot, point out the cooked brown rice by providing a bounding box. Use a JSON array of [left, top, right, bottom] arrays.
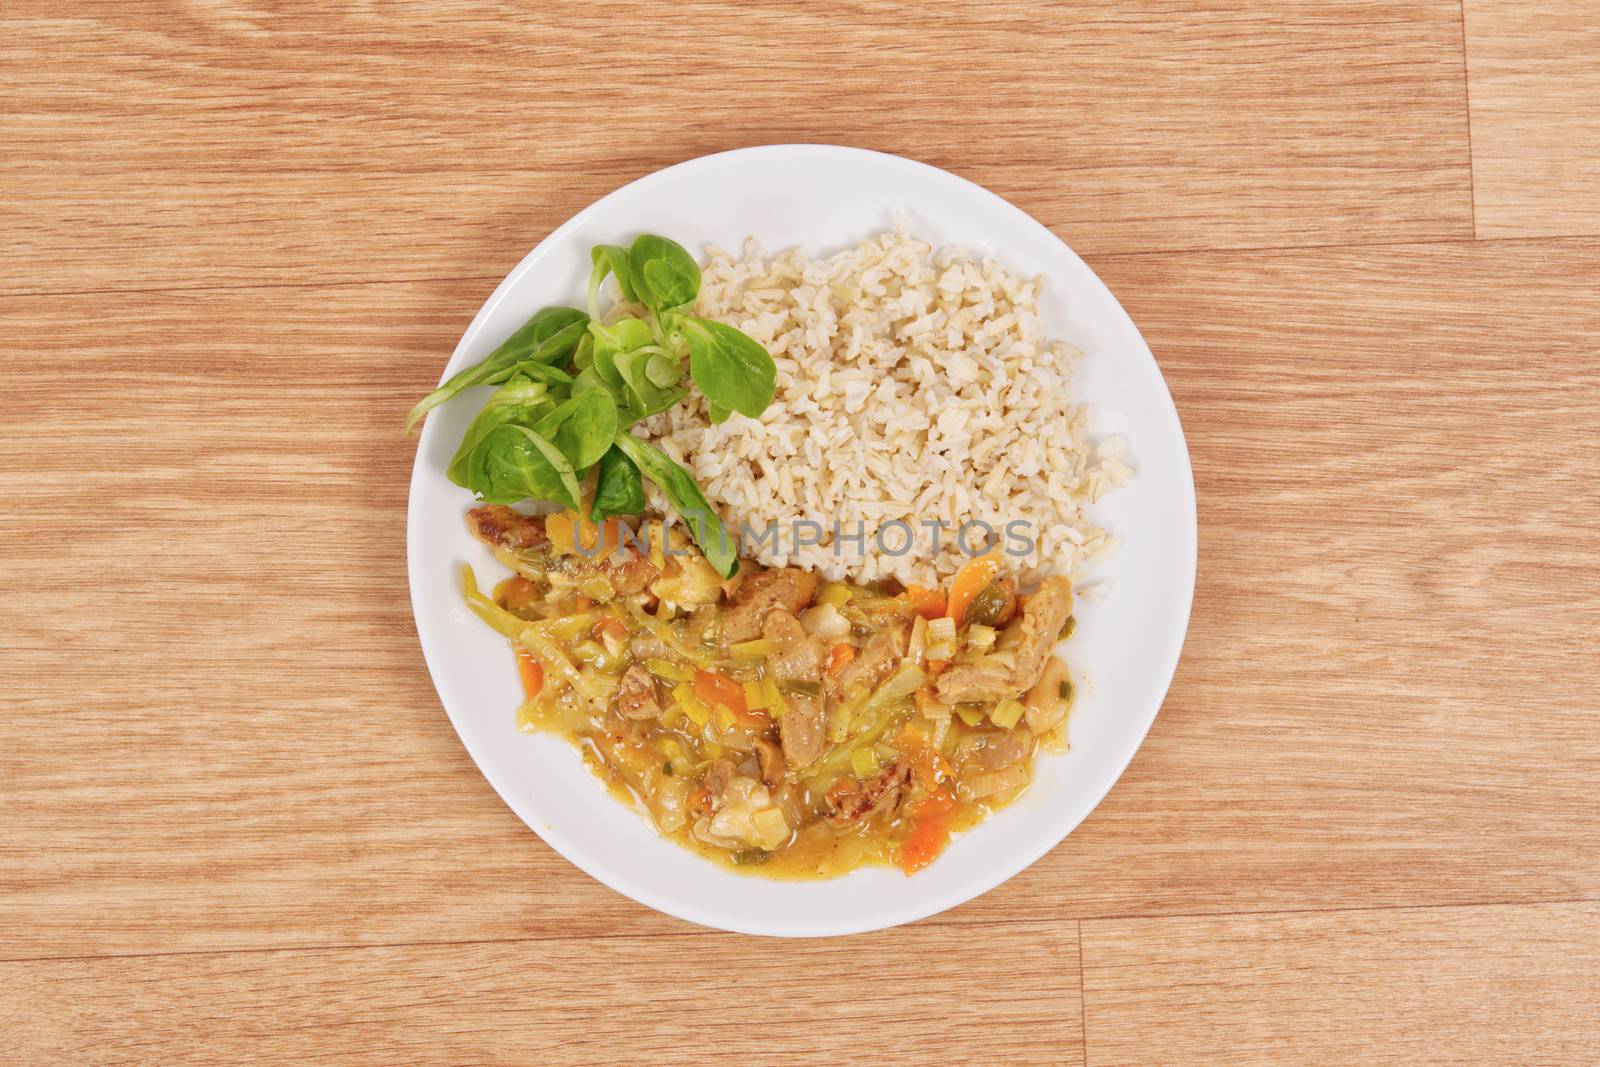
[[635, 229, 1127, 588]]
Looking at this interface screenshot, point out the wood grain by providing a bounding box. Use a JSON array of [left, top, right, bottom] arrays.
[[3, 238, 1597, 963], [1080, 901, 1600, 1064], [1, 1, 1472, 296], [0, 921, 1083, 1065], [1464, 1, 1600, 237]]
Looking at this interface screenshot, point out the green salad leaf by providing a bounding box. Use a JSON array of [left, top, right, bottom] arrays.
[[590, 444, 646, 521], [407, 232, 776, 570], [612, 433, 737, 577], [629, 234, 700, 314], [406, 307, 587, 432], [485, 426, 582, 509], [446, 378, 555, 492], [589, 317, 650, 391], [514, 361, 574, 386], [535, 389, 617, 471], [676, 316, 777, 418], [588, 244, 640, 318], [613, 348, 684, 423]]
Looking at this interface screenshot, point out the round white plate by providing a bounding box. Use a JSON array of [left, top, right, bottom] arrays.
[[407, 144, 1196, 937]]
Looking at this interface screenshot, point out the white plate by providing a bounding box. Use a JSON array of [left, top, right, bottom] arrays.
[[407, 144, 1196, 937]]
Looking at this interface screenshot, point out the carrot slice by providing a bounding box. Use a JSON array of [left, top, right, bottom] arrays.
[[912, 788, 955, 819], [498, 576, 540, 611], [904, 584, 947, 620], [687, 785, 713, 817], [592, 615, 629, 643], [894, 723, 927, 752], [896, 728, 953, 791], [899, 812, 952, 874], [899, 787, 956, 874], [694, 669, 747, 715], [515, 648, 544, 701], [826, 643, 856, 677], [946, 553, 1003, 628]]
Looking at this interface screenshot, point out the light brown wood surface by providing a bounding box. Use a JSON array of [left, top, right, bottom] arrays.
[[1081, 902, 1600, 1064], [1464, 0, 1600, 238], [5, 1, 1472, 295], [0, 922, 1084, 1065], [2, 3, 1596, 1064]]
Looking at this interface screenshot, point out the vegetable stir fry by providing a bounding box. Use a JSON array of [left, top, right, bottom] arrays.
[[463, 505, 1076, 878]]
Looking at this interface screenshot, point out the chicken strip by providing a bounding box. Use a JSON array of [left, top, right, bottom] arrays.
[[933, 576, 1073, 704], [762, 609, 826, 769], [722, 568, 819, 644], [612, 662, 662, 721], [466, 505, 548, 550]]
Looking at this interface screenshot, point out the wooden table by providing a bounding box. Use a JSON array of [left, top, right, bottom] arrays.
[[4, 3, 1597, 1063]]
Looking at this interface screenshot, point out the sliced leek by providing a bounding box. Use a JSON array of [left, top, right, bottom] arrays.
[[728, 638, 781, 662], [672, 683, 711, 727], [990, 698, 1026, 729]]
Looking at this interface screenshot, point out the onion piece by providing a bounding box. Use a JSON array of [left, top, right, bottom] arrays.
[[799, 603, 851, 640]]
